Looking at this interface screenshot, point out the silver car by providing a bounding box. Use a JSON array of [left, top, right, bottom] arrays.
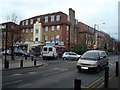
[[77, 50, 108, 73], [62, 52, 81, 60]]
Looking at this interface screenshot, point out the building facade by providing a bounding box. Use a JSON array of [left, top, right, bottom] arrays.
[[20, 8, 79, 50], [0, 22, 20, 50]]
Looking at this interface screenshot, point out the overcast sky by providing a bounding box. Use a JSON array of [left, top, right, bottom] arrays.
[[0, 0, 119, 40]]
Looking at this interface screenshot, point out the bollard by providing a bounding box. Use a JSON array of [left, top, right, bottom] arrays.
[[5, 60, 9, 69], [25, 55, 27, 60], [34, 59, 36, 66], [20, 60, 23, 67], [31, 56, 33, 61], [116, 61, 119, 76], [104, 66, 109, 88], [74, 78, 81, 90]]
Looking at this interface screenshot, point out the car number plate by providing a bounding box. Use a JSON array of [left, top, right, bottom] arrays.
[[81, 67, 88, 69]]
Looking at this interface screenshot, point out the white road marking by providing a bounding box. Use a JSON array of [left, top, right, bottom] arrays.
[[17, 84, 31, 88], [10, 74, 22, 76], [3, 80, 22, 86], [28, 72, 37, 74]]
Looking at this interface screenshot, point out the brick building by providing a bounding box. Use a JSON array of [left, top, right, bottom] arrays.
[[20, 8, 79, 50], [0, 22, 20, 50]]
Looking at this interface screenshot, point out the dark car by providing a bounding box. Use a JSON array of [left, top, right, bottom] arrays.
[[14, 49, 30, 57]]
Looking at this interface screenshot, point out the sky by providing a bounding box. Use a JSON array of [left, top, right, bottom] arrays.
[[0, 0, 119, 40]]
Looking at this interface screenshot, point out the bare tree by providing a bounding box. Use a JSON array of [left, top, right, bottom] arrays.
[[6, 12, 21, 60]]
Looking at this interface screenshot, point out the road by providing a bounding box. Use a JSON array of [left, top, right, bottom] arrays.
[[2, 55, 119, 88]]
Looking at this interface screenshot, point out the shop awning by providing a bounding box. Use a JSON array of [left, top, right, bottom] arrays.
[[31, 43, 44, 46]]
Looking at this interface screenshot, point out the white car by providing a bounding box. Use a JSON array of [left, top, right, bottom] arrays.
[[77, 50, 109, 73], [62, 52, 81, 60]]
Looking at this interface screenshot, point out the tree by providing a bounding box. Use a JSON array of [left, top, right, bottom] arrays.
[[6, 12, 21, 60]]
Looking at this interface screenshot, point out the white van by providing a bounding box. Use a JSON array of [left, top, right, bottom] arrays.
[[42, 46, 58, 60]]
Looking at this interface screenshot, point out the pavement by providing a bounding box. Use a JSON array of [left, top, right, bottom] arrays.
[[98, 65, 120, 89], [0, 55, 45, 70]]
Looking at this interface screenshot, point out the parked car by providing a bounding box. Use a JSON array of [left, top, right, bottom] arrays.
[[14, 49, 30, 57], [77, 50, 109, 73], [62, 52, 81, 60], [2, 50, 11, 55], [41, 46, 58, 60]]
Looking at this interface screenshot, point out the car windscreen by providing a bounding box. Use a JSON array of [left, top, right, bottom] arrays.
[[81, 52, 99, 60]]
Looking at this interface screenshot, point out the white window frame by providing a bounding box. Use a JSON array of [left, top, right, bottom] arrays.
[[22, 29, 24, 33], [35, 29, 39, 34], [31, 28, 33, 33], [45, 16, 48, 23], [45, 35, 48, 41], [67, 15, 70, 21], [37, 17, 40, 22], [30, 37, 33, 41], [26, 20, 28, 25], [45, 26, 48, 31], [30, 19, 33, 24], [51, 15, 54, 22], [51, 26, 54, 31], [26, 29, 28, 33], [51, 35, 54, 40], [56, 15, 60, 21], [56, 35, 60, 40], [56, 25, 60, 30], [22, 21, 24, 26], [26, 37, 28, 41]]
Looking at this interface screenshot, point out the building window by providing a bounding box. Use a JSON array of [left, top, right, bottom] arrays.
[[22, 29, 25, 33], [22, 21, 24, 26], [56, 35, 60, 40], [26, 29, 28, 33], [51, 26, 54, 31], [67, 15, 70, 21], [51, 15, 54, 22], [75, 19, 78, 24], [31, 28, 33, 33], [56, 25, 60, 30], [26, 20, 28, 25], [45, 16, 48, 23], [35, 29, 39, 34], [51, 35, 54, 40], [56, 15, 60, 21], [30, 19, 33, 24], [45, 35, 48, 41], [35, 38, 38, 41], [45, 26, 48, 31], [30, 37, 33, 41], [67, 25, 69, 31], [26, 37, 28, 41], [37, 17, 40, 22]]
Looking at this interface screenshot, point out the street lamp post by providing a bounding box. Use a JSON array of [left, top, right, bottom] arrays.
[[1, 24, 8, 68]]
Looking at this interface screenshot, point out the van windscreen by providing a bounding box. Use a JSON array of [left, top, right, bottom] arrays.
[[49, 47, 52, 51], [43, 47, 47, 51]]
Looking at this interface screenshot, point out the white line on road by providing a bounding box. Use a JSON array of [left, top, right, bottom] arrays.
[[10, 74, 22, 76], [17, 83, 31, 88], [3, 80, 23, 86]]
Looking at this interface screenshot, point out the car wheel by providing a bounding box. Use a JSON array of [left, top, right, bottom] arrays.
[[63, 57, 67, 60]]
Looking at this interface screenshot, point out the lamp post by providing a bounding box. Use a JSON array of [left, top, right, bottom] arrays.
[[1, 24, 8, 68], [94, 23, 105, 49]]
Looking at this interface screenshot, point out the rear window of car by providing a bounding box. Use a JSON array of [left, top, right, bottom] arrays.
[[43, 47, 47, 51], [49, 47, 53, 51]]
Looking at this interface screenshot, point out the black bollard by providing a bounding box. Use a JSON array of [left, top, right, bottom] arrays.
[[74, 78, 81, 90], [116, 61, 119, 76], [104, 66, 109, 88], [5, 60, 9, 69], [31, 56, 33, 61], [20, 60, 23, 67], [25, 55, 27, 60], [34, 59, 36, 66]]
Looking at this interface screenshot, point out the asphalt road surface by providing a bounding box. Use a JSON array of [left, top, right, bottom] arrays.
[[2, 55, 119, 88]]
